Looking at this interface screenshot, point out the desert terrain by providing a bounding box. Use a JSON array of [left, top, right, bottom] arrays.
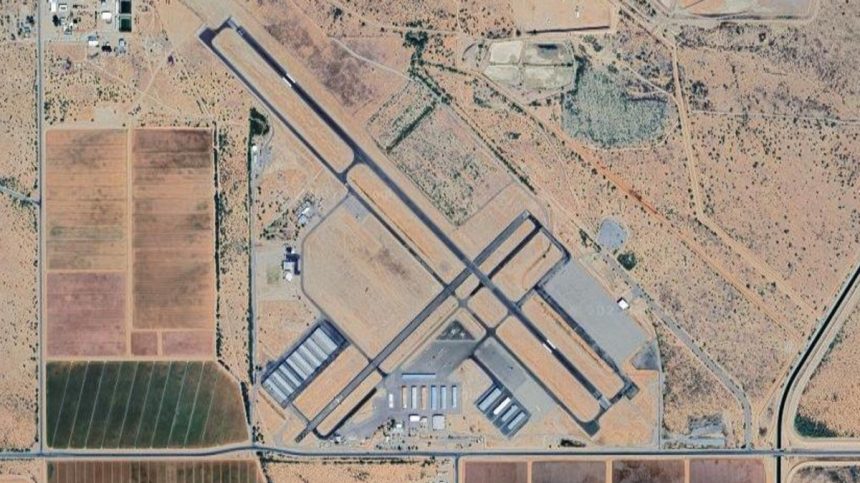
[[0, 0, 857, 479]]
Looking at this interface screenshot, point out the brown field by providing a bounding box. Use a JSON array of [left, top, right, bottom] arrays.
[[349, 164, 463, 282], [44, 128, 216, 359], [265, 457, 454, 483], [467, 288, 508, 328], [302, 197, 441, 357], [496, 316, 601, 422], [47, 460, 264, 483], [522, 296, 624, 400], [132, 128, 214, 332], [130, 331, 158, 357], [612, 460, 684, 483], [797, 303, 860, 437], [46, 272, 126, 357], [318, 370, 383, 436], [214, 28, 353, 173], [689, 459, 766, 483], [381, 297, 458, 374], [532, 461, 605, 483], [46, 129, 128, 272], [161, 330, 214, 357], [491, 231, 562, 301], [293, 346, 368, 420], [509, 0, 613, 32], [463, 462, 527, 483]]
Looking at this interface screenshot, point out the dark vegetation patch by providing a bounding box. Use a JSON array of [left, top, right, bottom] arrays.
[[46, 361, 247, 448]]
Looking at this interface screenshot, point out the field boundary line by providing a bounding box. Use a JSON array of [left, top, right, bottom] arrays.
[[48, 364, 73, 448], [64, 362, 91, 448], [183, 362, 208, 446], [118, 361, 149, 447], [166, 362, 197, 446], [198, 375, 218, 444], [90, 363, 122, 446], [142, 362, 174, 448], [81, 363, 107, 447], [101, 362, 136, 448]]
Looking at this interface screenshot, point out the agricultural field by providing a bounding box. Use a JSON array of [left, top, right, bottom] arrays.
[[796, 304, 860, 438], [463, 462, 527, 483], [612, 460, 684, 483], [45, 128, 216, 358], [45, 361, 247, 449], [47, 460, 264, 483], [531, 461, 605, 483], [132, 129, 215, 356], [689, 459, 766, 483]]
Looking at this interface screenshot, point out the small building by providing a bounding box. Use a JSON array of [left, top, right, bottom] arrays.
[[283, 246, 301, 281], [86, 34, 99, 48], [616, 297, 630, 310], [431, 414, 445, 431]]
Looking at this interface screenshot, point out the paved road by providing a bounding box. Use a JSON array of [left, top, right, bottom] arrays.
[[35, 0, 47, 455], [775, 261, 860, 482], [7, 443, 860, 461]]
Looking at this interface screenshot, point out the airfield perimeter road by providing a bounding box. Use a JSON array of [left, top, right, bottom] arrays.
[[199, 19, 616, 440]]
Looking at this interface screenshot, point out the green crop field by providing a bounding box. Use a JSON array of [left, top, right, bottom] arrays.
[[46, 361, 247, 449], [48, 460, 264, 483]]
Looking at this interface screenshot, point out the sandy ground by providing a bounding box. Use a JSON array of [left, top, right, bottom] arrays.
[[655, 323, 743, 447], [522, 296, 624, 399], [509, 0, 614, 32], [0, 41, 38, 198], [302, 198, 441, 357], [265, 457, 454, 483], [0, 459, 42, 483], [293, 346, 368, 420], [496, 316, 600, 422], [349, 164, 463, 282], [0, 197, 38, 450], [797, 303, 860, 437]]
